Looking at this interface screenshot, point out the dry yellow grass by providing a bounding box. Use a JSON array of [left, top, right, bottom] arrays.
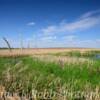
[[0, 85, 5, 98], [33, 55, 94, 65], [0, 48, 100, 57]]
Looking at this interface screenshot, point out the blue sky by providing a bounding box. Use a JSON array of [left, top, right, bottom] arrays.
[[0, 0, 100, 48]]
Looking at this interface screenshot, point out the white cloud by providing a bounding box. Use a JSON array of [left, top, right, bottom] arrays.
[[40, 9, 100, 48], [0, 36, 100, 48], [80, 9, 100, 19], [27, 22, 35, 26], [62, 17, 100, 32], [40, 36, 57, 41], [42, 9, 100, 35], [69, 39, 100, 48], [62, 35, 76, 41], [42, 25, 58, 35]]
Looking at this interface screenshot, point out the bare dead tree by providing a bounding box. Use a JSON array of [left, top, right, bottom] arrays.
[[3, 37, 12, 52]]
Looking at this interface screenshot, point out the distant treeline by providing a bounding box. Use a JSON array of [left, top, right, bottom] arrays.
[[0, 47, 33, 49], [0, 47, 9, 49], [0, 47, 18, 49]]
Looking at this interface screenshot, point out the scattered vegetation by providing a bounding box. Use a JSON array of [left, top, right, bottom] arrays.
[[53, 50, 100, 58]]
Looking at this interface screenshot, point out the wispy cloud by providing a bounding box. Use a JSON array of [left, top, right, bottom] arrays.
[[42, 9, 100, 35], [27, 22, 35, 26], [62, 35, 76, 41], [42, 26, 57, 34], [39, 10, 100, 48], [40, 36, 57, 41], [63, 17, 100, 32], [80, 9, 100, 19]]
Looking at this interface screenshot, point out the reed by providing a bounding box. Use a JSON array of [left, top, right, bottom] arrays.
[[3, 37, 12, 52]]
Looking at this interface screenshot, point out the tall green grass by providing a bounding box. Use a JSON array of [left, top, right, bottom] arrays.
[[0, 56, 100, 99]]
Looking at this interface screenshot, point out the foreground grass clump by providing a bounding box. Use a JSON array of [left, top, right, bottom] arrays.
[[0, 56, 100, 99]]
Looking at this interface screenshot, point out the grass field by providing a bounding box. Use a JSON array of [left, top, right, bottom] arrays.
[[0, 48, 100, 100], [0, 48, 100, 57]]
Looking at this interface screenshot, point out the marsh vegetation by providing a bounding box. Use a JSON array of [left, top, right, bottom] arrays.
[[0, 50, 100, 100]]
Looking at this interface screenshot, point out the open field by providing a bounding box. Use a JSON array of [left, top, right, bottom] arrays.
[[0, 48, 100, 100], [0, 48, 100, 57]]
